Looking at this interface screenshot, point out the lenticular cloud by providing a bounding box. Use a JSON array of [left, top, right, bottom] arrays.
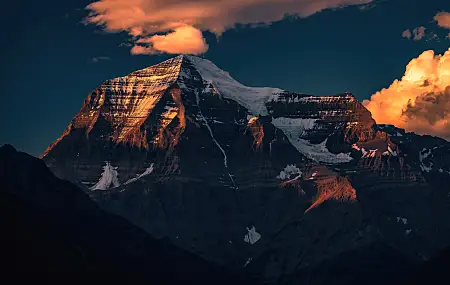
[[84, 0, 372, 55]]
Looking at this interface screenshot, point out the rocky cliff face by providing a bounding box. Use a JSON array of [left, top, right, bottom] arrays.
[[42, 55, 450, 283]]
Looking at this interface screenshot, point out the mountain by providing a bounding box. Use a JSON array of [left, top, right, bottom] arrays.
[[42, 55, 450, 283], [0, 144, 254, 283], [407, 246, 450, 285]]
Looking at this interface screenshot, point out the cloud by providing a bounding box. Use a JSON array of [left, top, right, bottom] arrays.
[[91, 56, 111, 63], [85, 0, 372, 55], [412, 26, 426, 40], [435, 11, 450, 29], [131, 26, 208, 55], [402, 29, 412, 39], [402, 12, 450, 42], [402, 27, 426, 41], [363, 48, 450, 140], [119, 42, 132, 47]]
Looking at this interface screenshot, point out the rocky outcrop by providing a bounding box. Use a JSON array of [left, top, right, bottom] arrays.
[[42, 55, 450, 283], [304, 166, 357, 213]]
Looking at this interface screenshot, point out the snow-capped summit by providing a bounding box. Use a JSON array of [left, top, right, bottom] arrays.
[[41, 54, 395, 187], [182, 55, 284, 116], [43, 55, 375, 176]]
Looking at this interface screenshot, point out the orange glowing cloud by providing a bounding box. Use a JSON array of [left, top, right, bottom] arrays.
[[402, 27, 426, 41], [85, 0, 372, 54], [131, 26, 208, 55], [402, 29, 412, 39], [363, 48, 450, 140], [435, 12, 450, 29]]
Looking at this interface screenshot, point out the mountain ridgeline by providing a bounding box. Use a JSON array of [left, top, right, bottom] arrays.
[[39, 55, 450, 283], [0, 144, 252, 283]]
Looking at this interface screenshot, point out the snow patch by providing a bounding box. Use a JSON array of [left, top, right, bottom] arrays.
[[244, 258, 253, 267], [420, 162, 433, 173], [195, 90, 236, 189], [277, 165, 302, 181], [388, 146, 398, 156], [354, 144, 382, 158], [272, 118, 352, 163], [272, 117, 317, 137], [185, 55, 283, 116], [352, 144, 361, 151], [196, 91, 229, 168], [269, 136, 277, 156], [306, 171, 319, 180], [275, 94, 355, 105], [244, 226, 261, 245], [357, 147, 377, 158], [124, 163, 154, 185], [91, 162, 120, 190], [419, 148, 432, 162], [396, 217, 408, 225], [405, 229, 412, 235], [363, 149, 378, 158], [419, 148, 434, 172]]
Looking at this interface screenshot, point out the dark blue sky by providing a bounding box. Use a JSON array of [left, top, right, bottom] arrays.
[[1, 0, 449, 156]]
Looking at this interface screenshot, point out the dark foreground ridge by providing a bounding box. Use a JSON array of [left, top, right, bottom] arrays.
[[0, 144, 256, 284], [2, 144, 450, 284]]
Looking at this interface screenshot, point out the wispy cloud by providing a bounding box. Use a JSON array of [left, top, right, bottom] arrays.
[[91, 56, 111, 63], [84, 0, 372, 55]]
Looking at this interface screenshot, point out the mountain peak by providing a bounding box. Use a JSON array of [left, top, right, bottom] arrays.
[[35, 53, 450, 285], [126, 54, 201, 78], [43, 55, 379, 182], [128, 54, 285, 116], [43, 55, 288, 156], [0, 144, 17, 155]]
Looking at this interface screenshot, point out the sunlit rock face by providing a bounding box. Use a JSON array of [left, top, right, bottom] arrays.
[[43, 55, 450, 283]]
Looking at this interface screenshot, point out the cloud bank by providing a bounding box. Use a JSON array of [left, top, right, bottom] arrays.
[[363, 48, 450, 140], [85, 0, 372, 55]]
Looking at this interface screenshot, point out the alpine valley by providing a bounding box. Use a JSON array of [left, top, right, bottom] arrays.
[[11, 55, 450, 283]]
